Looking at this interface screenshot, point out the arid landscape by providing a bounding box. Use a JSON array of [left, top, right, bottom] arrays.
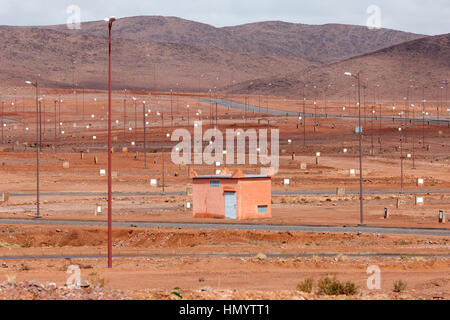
[[0, 9, 449, 302]]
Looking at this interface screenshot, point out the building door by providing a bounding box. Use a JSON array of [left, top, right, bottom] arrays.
[[224, 192, 237, 219]]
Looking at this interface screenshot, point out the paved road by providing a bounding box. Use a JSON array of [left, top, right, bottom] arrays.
[[1, 253, 449, 261], [273, 190, 450, 195], [1, 218, 449, 236], [199, 98, 450, 126], [9, 189, 450, 198], [9, 191, 185, 197]]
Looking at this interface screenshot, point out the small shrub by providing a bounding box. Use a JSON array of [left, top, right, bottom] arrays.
[[317, 275, 358, 296], [171, 287, 183, 299], [297, 278, 313, 293], [6, 274, 16, 284], [335, 253, 347, 262], [393, 280, 407, 293], [88, 272, 106, 288], [19, 264, 32, 271]]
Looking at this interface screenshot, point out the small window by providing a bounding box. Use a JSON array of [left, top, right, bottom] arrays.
[[210, 180, 220, 188], [257, 205, 268, 214]]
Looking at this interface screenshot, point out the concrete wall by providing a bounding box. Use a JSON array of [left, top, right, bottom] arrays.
[[238, 179, 271, 219]]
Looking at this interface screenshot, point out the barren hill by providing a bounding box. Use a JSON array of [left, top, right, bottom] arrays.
[[0, 26, 317, 91], [229, 33, 450, 101], [47, 16, 425, 63]]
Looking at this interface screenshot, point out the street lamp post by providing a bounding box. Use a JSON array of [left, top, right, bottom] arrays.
[[170, 89, 174, 127], [143, 101, 147, 169], [411, 104, 416, 169], [132, 97, 137, 146], [399, 127, 404, 193], [303, 84, 307, 147], [105, 16, 116, 269], [123, 97, 127, 140], [1, 101, 4, 144], [371, 107, 375, 155], [345, 72, 364, 226], [186, 105, 190, 126], [25, 79, 41, 219], [422, 86, 426, 148], [54, 100, 57, 151], [161, 112, 165, 194]]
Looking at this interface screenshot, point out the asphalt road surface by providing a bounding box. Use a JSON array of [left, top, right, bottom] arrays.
[[0, 218, 449, 236], [199, 98, 450, 126], [8, 190, 450, 198], [1, 253, 449, 261]]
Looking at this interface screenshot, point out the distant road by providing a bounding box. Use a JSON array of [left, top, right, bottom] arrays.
[[9, 192, 185, 197], [199, 98, 450, 126], [1, 253, 449, 261], [0, 218, 449, 236], [9, 190, 450, 198], [273, 190, 450, 195]]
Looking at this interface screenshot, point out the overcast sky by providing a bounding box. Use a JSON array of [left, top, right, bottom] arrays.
[[0, 0, 449, 35]]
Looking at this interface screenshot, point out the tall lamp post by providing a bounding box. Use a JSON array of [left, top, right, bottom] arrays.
[[54, 99, 58, 151], [422, 86, 426, 148], [411, 104, 416, 169], [105, 16, 116, 269], [345, 72, 364, 226], [186, 104, 190, 126], [25, 79, 41, 219], [132, 97, 137, 145], [1, 101, 4, 144], [143, 101, 147, 169], [303, 84, 307, 147], [399, 127, 404, 193]]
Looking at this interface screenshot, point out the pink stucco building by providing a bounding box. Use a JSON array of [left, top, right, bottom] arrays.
[[190, 168, 272, 220]]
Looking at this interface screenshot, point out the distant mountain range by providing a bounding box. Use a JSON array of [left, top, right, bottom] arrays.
[[0, 16, 447, 99], [230, 33, 450, 101]]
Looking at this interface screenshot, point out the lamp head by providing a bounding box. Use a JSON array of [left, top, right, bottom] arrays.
[[104, 16, 116, 23]]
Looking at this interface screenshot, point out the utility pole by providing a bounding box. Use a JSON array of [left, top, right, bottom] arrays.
[[133, 97, 137, 145], [54, 100, 57, 151], [143, 101, 147, 169], [123, 98, 127, 140], [422, 85, 426, 148], [400, 127, 404, 193], [1, 101, 4, 144], [345, 71, 364, 226], [161, 112, 165, 194], [58, 97, 62, 135], [303, 85, 306, 147], [106, 16, 116, 269], [25, 79, 41, 219], [371, 105, 374, 155], [170, 89, 173, 127], [82, 88, 85, 121]]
